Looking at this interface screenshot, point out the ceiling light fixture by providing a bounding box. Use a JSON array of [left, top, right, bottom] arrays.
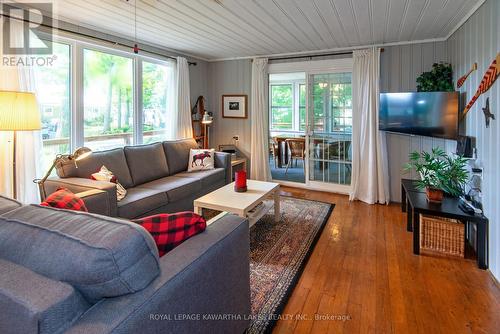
[[133, 0, 139, 54], [126, 0, 139, 54]]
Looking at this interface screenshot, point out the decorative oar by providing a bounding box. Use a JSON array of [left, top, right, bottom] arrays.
[[457, 62, 477, 88], [463, 53, 500, 116]]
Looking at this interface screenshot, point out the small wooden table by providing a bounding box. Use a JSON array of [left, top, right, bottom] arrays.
[[401, 179, 489, 270], [194, 180, 280, 227]]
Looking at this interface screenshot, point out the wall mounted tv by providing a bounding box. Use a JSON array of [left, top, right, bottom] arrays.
[[379, 92, 459, 139]]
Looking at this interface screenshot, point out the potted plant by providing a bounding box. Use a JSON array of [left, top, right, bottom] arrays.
[[416, 62, 454, 92], [404, 148, 469, 202]]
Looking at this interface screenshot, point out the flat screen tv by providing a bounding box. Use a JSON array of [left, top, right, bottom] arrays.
[[379, 92, 459, 139]]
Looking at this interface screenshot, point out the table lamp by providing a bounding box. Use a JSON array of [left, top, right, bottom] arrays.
[[36, 147, 92, 200], [201, 111, 213, 149], [0, 91, 41, 199]]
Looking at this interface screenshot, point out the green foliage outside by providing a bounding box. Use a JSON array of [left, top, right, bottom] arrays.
[[270, 73, 352, 133], [271, 85, 293, 129], [38, 42, 71, 139], [84, 50, 133, 136], [83, 50, 168, 137]]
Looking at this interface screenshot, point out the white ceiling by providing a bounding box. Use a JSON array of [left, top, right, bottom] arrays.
[[40, 0, 485, 60]]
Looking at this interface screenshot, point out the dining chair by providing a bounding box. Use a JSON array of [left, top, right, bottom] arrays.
[[270, 137, 279, 168], [285, 138, 305, 175]]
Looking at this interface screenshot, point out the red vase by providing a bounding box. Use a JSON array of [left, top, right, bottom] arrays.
[[234, 170, 247, 192]]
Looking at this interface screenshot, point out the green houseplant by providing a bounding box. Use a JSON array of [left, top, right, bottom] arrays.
[[404, 148, 469, 202], [416, 62, 454, 92]]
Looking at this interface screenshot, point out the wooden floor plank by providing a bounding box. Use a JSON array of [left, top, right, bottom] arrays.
[[272, 187, 500, 334]]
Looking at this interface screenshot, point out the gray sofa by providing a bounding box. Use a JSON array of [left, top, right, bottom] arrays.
[[0, 196, 251, 334], [42, 139, 232, 219]]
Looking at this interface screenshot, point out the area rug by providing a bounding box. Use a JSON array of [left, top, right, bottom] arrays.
[[204, 196, 334, 334]]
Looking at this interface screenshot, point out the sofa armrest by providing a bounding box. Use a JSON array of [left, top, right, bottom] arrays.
[[75, 189, 111, 216], [65, 215, 251, 334], [214, 152, 232, 184], [43, 177, 118, 217]]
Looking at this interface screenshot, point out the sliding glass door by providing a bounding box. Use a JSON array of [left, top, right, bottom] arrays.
[[307, 72, 352, 192], [268, 59, 353, 193], [268, 73, 306, 184]]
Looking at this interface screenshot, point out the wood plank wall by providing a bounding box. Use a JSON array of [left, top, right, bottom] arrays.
[[447, 0, 499, 282], [379, 42, 457, 202]]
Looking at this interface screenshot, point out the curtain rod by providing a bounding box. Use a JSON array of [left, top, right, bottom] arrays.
[[0, 13, 198, 66], [259, 48, 385, 62]]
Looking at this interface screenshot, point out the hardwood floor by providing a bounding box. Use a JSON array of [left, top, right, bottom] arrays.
[[273, 186, 500, 334]]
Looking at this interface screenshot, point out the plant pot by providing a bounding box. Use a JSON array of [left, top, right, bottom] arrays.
[[426, 187, 444, 203]]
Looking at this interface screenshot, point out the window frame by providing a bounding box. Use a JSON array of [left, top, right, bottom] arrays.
[[38, 32, 175, 155], [269, 80, 305, 133], [141, 59, 174, 144]]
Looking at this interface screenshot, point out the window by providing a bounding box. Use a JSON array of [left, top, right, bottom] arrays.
[[269, 80, 305, 133], [270, 84, 293, 130], [83, 49, 134, 151], [311, 73, 352, 134], [299, 84, 306, 131], [33, 41, 71, 170], [142, 61, 172, 144], [331, 73, 352, 134], [33, 34, 176, 164]]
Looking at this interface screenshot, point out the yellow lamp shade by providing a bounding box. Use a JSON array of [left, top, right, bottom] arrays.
[[0, 91, 41, 131]]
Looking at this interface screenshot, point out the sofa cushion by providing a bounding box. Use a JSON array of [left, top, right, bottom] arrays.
[[56, 148, 134, 188], [163, 138, 199, 174], [140, 176, 202, 202], [117, 187, 169, 219], [0, 205, 160, 302], [0, 195, 21, 215], [124, 143, 170, 185], [0, 259, 90, 334], [175, 168, 226, 189]]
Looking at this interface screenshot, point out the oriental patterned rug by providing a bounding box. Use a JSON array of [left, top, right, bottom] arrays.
[[204, 196, 334, 334]]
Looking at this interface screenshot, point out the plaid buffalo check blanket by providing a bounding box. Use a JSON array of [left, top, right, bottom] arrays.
[[133, 212, 207, 256]]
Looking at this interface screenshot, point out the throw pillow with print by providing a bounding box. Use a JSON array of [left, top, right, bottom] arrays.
[[187, 148, 215, 172]]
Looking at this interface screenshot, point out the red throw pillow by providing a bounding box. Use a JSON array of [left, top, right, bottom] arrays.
[[40, 187, 88, 212], [133, 212, 207, 257]]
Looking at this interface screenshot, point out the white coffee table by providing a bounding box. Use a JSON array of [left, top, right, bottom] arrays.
[[194, 180, 280, 227]]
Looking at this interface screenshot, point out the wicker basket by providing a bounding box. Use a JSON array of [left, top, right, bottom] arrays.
[[420, 214, 465, 258]]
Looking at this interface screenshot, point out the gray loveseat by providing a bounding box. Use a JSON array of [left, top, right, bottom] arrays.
[[0, 196, 251, 334], [42, 139, 232, 219]]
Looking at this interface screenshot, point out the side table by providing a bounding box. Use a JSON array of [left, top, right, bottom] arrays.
[[401, 179, 489, 270]]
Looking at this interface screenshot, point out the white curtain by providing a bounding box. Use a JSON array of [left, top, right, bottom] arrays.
[[250, 58, 271, 181], [349, 48, 389, 204], [169, 56, 193, 140], [0, 18, 43, 203]]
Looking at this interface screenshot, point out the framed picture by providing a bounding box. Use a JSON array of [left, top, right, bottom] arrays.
[[222, 94, 247, 119]]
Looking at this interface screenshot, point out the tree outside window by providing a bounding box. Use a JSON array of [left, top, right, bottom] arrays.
[[33, 41, 71, 171], [83, 49, 134, 151], [270, 84, 293, 130]]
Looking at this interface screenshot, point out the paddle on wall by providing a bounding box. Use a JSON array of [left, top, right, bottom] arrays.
[[463, 52, 500, 116], [457, 62, 477, 88]]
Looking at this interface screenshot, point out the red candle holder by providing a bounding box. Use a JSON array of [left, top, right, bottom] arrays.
[[234, 170, 247, 192]]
